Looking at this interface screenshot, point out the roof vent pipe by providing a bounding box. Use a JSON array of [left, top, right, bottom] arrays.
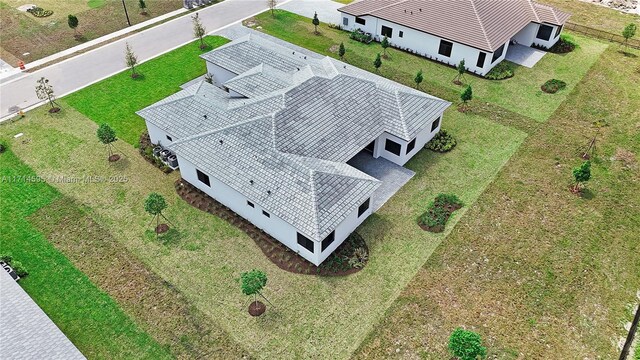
[[204, 114, 208, 119], [250, 180, 254, 185], [267, 190, 271, 195], [219, 139, 223, 145]]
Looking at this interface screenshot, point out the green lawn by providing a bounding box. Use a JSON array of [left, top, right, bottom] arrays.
[[0, 149, 171, 359], [65, 36, 230, 145], [248, 10, 607, 122]]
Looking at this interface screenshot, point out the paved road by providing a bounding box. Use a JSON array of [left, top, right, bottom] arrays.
[[0, 0, 269, 120]]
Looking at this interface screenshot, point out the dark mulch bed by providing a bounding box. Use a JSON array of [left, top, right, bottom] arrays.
[[541, 79, 567, 94], [139, 132, 173, 174], [155, 224, 169, 234], [418, 194, 464, 233], [108, 154, 121, 162], [175, 178, 368, 276], [418, 203, 462, 233], [48, 107, 61, 113], [248, 301, 266, 316]]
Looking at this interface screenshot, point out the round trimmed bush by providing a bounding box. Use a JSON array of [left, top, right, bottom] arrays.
[[541, 79, 567, 94], [27, 7, 54, 17], [485, 62, 514, 80], [426, 129, 457, 153]]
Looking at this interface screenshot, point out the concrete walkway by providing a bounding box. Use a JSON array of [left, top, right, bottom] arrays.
[[505, 44, 547, 68], [0, 0, 287, 121], [347, 151, 415, 212]]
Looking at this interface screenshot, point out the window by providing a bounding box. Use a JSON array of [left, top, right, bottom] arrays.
[[343, 17, 348, 26], [438, 40, 453, 57], [297, 233, 314, 253], [355, 17, 366, 25], [262, 210, 270, 218], [399, 30, 404, 38], [536, 24, 553, 41], [555, 25, 563, 38], [196, 169, 210, 187], [166, 135, 173, 141], [431, 117, 440, 132], [476, 52, 486, 68], [491, 43, 505, 63], [406, 139, 416, 154], [358, 198, 370, 217], [247, 200, 254, 208], [385, 139, 402, 156], [381, 25, 393, 38], [321, 231, 335, 252]]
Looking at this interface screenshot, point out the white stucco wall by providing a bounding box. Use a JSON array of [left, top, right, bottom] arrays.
[[513, 22, 539, 47], [374, 114, 442, 166], [176, 156, 371, 266], [206, 63, 237, 88], [532, 23, 561, 48], [146, 120, 175, 147]]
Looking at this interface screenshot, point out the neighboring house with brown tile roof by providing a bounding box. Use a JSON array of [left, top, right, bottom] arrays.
[[339, 0, 570, 76], [138, 34, 450, 265]]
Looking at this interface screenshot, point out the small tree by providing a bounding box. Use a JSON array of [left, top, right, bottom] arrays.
[[414, 69, 424, 89], [338, 42, 346, 60], [145, 193, 170, 237], [453, 59, 466, 84], [241, 269, 270, 315], [35, 77, 60, 112], [373, 53, 382, 72], [267, 0, 277, 18], [572, 160, 591, 193], [381, 35, 390, 57], [448, 328, 487, 360], [312, 12, 320, 35], [68, 15, 79, 37], [124, 42, 139, 78], [622, 23, 637, 50], [192, 13, 207, 50], [460, 85, 472, 105], [96, 124, 118, 161], [139, 0, 148, 15]]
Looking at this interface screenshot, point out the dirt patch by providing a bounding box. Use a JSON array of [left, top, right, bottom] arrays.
[[29, 197, 248, 359], [418, 203, 462, 233], [248, 301, 266, 316], [175, 178, 368, 276], [613, 148, 637, 169], [48, 107, 61, 113], [155, 223, 169, 234], [108, 154, 120, 162], [329, 44, 339, 53]]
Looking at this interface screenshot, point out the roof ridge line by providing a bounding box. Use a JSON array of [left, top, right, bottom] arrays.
[[308, 169, 321, 240], [469, 0, 492, 51], [137, 81, 203, 113], [393, 89, 410, 139], [527, 0, 541, 23], [169, 113, 274, 147], [370, 0, 408, 15]]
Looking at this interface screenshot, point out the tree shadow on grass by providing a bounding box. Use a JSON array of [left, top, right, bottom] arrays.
[[145, 228, 183, 247], [580, 188, 595, 200], [618, 50, 638, 58]]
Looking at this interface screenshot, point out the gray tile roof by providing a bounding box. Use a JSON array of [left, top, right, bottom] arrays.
[[139, 35, 450, 240], [339, 0, 571, 52], [0, 270, 85, 360]]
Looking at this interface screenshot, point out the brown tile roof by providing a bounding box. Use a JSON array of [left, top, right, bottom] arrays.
[[339, 0, 570, 52]]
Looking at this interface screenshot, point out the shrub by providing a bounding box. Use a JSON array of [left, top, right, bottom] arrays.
[[348, 247, 368, 269], [448, 328, 487, 360], [434, 193, 463, 208], [0, 140, 6, 154], [419, 193, 463, 232], [541, 79, 567, 93], [550, 34, 578, 53], [485, 61, 514, 80], [349, 29, 372, 44], [0, 253, 28, 277], [27, 6, 53, 17], [426, 129, 457, 152]]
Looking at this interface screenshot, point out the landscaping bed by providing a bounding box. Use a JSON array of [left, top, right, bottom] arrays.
[[549, 34, 578, 53], [485, 61, 514, 80], [139, 132, 173, 173], [175, 178, 368, 275], [418, 194, 463, 233], [541, 79, 567, 93]]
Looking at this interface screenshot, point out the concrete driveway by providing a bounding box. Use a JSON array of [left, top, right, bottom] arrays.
[[505, 44, 546, 68], [280, 0, 343, 25], [347, 151, 415, 212]]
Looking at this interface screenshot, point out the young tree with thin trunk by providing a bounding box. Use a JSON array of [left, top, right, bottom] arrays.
[[192, 13, 207, 50], [312, 12, 320, 35], [35, 77, 60, 113], [381, 35, 390, 57], [124, 42, 139, 78], [414, 69, 423, 89], [460, 85, 472, 105], [453, 59, 466, 84], [139, 0, 148, 15], [373, 53, 382, 72], [97, 124, 118, 161], [145, 193, 170, 238], [572, 160, 591, 193], [267, 0, 277, 18], [338, 42, 345, 60], [241, 269, 270, 316], [622, 23, 637, 50], [68, 15, 79, 37]]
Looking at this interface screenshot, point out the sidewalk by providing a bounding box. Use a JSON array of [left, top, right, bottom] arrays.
[[0, 0, 279, 121]]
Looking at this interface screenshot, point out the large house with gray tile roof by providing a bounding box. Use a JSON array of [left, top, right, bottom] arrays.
[[339, 0, 570, 76], [138, 35, 450, 265]]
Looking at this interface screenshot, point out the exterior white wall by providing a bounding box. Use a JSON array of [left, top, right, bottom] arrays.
[[206, 63, 237, 88], [513, 22, 538, 47], [146, 120, 175, 147], [532, 23, 561, 49], [375, 114, 443, 166], [177, 156, 371, 266]]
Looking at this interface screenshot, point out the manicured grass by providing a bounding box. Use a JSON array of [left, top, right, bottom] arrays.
[[249, 10, 607, 122], [0, 148, 171, 359], [354, 45, 640, 359], [0, 95, 525, 358], [65, 36, 230, 145]]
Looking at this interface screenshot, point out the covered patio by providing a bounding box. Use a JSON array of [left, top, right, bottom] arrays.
[[347, 151, 415, 211], [505, 44, 547, 68]]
